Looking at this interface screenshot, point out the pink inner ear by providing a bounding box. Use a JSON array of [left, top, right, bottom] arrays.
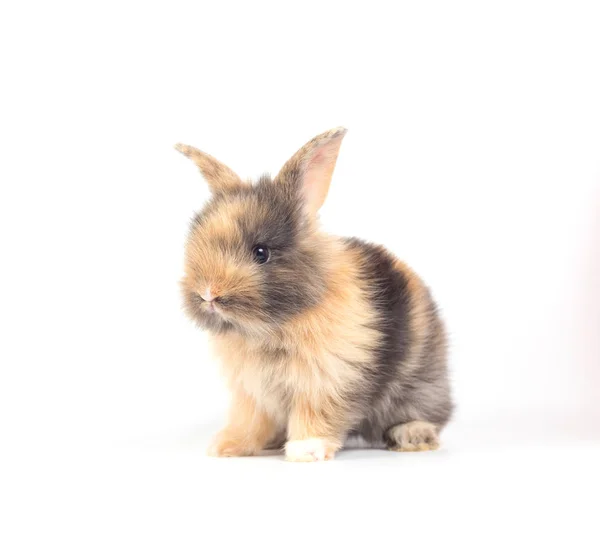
[[309, 149, 328, 168], [302, 143, 341, 214]]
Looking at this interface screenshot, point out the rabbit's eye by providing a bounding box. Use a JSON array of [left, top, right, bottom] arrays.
[[252, 245, 270, 264]]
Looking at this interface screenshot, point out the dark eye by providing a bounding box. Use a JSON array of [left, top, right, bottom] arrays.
[[252, 245, 270, 264]]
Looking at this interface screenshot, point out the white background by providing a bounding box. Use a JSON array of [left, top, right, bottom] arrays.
[[1, 1, 599, 535]]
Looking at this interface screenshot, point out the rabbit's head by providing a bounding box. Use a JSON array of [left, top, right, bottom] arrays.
[[176, 128, 347, 336]]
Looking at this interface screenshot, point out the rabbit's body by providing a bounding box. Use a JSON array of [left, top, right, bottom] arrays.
[[176, 128, 453, 461]]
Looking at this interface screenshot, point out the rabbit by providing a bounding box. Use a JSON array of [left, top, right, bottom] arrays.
[[175, 127, 453, 462]]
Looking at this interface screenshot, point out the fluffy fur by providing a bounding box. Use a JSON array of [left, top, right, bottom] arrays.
[[176, 128, 453, 462]]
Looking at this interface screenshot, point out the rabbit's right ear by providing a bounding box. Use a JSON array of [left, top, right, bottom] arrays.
[[274, 127, 347, 216], [174, 143, 242, 194]]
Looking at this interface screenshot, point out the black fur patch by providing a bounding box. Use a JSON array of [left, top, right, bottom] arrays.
[[342, 238, 412, 396]]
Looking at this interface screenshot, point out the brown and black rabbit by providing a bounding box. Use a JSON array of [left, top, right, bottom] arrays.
[[175, 128, 453, 462]]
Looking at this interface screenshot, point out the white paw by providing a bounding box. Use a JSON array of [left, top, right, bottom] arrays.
[[285, 438, 335, 462]]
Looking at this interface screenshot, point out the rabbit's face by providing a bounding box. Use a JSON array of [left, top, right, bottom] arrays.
[[181, 178, 325, 334], [176, 127, 346, 335]]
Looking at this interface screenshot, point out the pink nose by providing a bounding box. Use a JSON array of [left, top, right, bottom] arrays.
[[200, 287, 216, 302]]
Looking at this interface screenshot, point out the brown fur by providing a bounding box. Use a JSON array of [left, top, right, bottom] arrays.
[[207, 389, 277, 456], [209, 238, 381, 454], [176, 128, 453, 461], [393, 258, 442, 375], [174, 143, 245, 194]]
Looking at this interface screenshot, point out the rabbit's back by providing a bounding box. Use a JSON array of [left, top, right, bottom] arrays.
[[343, 238, 453, 441]]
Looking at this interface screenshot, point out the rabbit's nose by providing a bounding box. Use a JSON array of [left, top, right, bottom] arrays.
[[200, 286, 218, 302]]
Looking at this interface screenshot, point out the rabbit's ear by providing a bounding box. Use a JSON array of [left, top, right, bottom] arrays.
[[275, 127, 347, 215], [175, 143, 242, 194]]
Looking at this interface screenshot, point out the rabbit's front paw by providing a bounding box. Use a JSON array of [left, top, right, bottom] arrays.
[[285, 438, 337, 462], [207, 431, 258, 457]]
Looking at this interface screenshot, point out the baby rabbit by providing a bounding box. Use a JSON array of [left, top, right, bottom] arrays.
[[175, 128, 453, 462]]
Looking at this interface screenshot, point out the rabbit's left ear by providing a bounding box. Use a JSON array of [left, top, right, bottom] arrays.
[[174, 143, 242, 194], [275, 127, 347, 215]]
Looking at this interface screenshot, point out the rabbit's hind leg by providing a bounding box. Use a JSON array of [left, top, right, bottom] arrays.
[[385, 420, 440, 452]]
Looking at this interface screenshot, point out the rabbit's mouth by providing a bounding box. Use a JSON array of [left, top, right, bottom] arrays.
[[200, 297, 220, 314]]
